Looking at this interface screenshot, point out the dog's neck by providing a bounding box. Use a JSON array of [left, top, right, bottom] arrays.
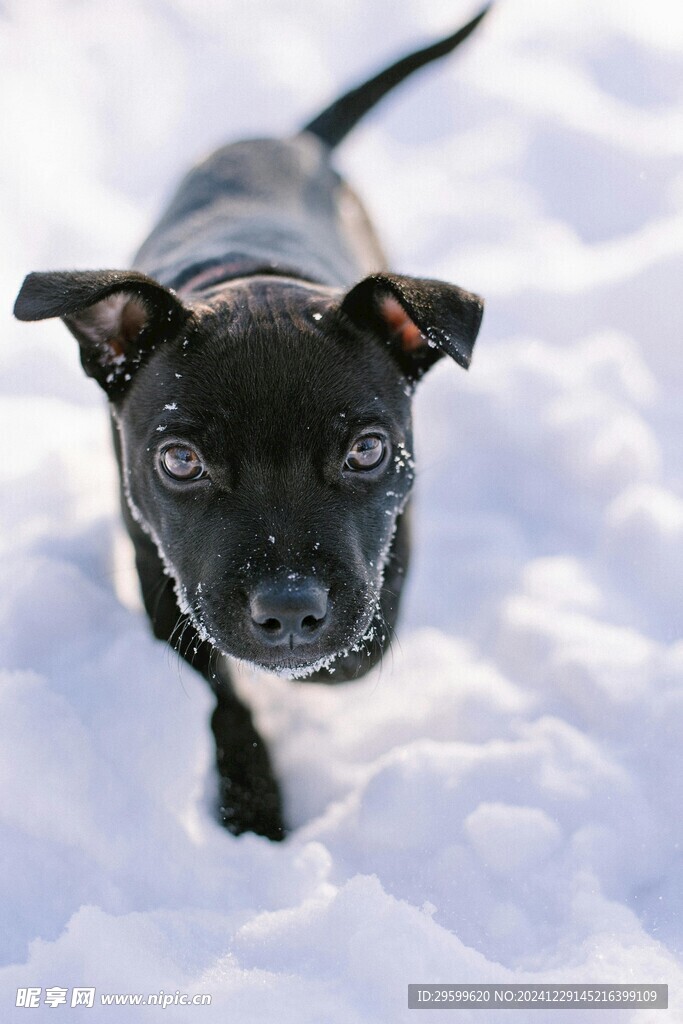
[[174, 255, 318, 297]]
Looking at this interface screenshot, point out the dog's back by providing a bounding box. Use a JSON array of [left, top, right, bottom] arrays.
[[134, 136, 384, 291]]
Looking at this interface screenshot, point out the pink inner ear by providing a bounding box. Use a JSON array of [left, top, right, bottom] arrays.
[[71, 293, 149, 364], [120, 297, 148, 342], [378, 295, 423, 352]]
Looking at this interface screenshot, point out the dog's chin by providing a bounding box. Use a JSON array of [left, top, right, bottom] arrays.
[[233, 636, 367, 680], [250, 651, 340, 680]]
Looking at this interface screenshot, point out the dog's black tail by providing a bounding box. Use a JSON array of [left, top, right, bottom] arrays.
[[303, 5, 491, 150]]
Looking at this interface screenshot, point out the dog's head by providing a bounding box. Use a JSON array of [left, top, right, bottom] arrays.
[[14, 269, 482, 676]]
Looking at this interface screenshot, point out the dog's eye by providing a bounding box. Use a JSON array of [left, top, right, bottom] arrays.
[[160, 444, 206, 481], [345, 434, 386, 472]]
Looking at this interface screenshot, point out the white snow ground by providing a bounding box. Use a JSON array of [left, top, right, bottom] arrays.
[[1, 0, 682, 1020]]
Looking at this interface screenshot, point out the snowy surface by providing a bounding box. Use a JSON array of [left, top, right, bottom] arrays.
[[1, 0, 682, 1020]]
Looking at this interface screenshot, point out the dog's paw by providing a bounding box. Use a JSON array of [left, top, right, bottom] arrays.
[[217, 772, 286, 842]]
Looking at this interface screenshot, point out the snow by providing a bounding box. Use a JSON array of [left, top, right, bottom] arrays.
[[1, 0, 681, 1020]]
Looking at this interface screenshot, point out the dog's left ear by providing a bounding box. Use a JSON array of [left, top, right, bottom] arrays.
[[340, 272, 483, 377], [14, 269, 188, 397]]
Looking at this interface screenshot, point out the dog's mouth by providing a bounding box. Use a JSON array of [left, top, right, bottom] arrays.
[[251, 649, 352, 680], [245, 621, 381, 680]]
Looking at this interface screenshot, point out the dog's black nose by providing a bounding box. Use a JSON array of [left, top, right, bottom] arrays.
[[249, 579, 329, 647]]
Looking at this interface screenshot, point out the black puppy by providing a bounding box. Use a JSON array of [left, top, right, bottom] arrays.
[[14, 8, 488, 840]]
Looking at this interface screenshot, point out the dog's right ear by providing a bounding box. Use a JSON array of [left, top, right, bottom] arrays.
[[14, 270, 188, 397]]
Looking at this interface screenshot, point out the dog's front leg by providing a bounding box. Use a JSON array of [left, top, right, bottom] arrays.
[[211, 679, 286, 841]]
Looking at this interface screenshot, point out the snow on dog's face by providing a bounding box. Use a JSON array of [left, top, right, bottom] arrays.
[[14, 270, 482, 676]]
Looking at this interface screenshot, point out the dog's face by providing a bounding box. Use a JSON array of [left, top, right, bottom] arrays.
[[14, 270, 482, 676]]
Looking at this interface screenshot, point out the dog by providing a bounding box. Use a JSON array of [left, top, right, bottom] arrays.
[[14, 7, 489, 840]]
